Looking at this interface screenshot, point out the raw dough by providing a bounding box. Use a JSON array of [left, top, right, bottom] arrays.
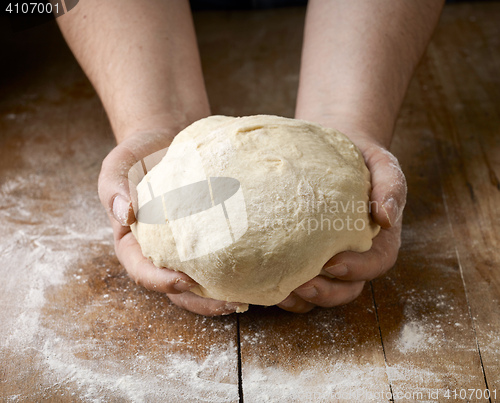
[[131, 115, 379, 309]]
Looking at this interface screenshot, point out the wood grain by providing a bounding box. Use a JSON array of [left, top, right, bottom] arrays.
[[1, 2, 499, 402], [372, 74, 488, 401], [419, 2, 500, 395], [238, 294, 390, 402]]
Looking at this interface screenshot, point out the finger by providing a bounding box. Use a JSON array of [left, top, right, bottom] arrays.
[[167, 292, 244, 316], [323, 223, 402, 281], [108, 207, 134, 243], [362, 144, 407, 229], [98, 133, 175, 227], [115, 230, 198, 294], [277, 293, 316, 313], [98, 143, 138, 226], [294, 276, 365, 307]]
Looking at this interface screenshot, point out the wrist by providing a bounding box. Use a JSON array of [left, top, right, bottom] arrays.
[[112, 109, 210, 144], [295, 111, 393, 150]]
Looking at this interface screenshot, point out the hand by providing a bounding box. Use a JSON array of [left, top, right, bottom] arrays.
[[98, 131, 241, 316], [277, 134, 407, 313]]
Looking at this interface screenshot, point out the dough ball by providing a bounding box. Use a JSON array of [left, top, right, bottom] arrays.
[[131, 115, 379, 309]]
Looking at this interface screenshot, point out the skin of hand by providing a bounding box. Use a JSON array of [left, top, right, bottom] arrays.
[[279, 0, 445, 313], [278, 134, 406, 312]]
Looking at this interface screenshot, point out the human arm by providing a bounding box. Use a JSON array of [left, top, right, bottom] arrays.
[[281, 0, 445, 312], [56, 0, 240, 315]]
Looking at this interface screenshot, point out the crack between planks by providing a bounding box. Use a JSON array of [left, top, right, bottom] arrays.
[[441, 188, 491, 402], [370, 282, 394, 402], [236, 315, 244, 403]]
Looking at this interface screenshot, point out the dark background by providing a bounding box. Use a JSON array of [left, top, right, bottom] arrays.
[[2, 0, 499, 33]]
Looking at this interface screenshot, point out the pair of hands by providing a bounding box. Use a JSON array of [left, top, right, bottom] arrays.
[[98, 128, 406, 316]]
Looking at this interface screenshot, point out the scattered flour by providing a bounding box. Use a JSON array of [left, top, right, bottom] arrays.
[[40, 338, 238, 402], [242, 361, 388, 403], [397, 322, 432, 353], [0, 173, 238, 402]]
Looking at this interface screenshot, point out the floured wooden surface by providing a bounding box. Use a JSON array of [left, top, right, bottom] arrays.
[[0, 18, 239, 402], [1, 3, 500, 402]]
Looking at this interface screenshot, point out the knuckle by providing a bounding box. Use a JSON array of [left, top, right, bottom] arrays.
[[351, 282, 365, 299], [374, 249, 394, 279], [314, 284, 342, 308], [341, 282, 365, 305], [318, 281, 365, 308], [128, 270, 141, 287], [130, 270, 145, 288]]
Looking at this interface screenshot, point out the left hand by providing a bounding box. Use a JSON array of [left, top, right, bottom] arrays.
[[277, 134, 407, 313], [98, 130, 244, 316]]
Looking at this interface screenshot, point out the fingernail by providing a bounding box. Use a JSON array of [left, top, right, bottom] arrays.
[[325, 263, 348, 277], [173, 279, 196, 292], [113, 194, 134, 226], [280, 294, 298, 308], [296, 285, 318, 299], [382, 197, 398, 227]]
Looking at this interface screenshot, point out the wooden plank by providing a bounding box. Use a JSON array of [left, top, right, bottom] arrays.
[[371, 4, 500, 401], [372, 76, 488, 401], [0, 20, 239, 402], [2, 3, 499, 402], [418, 2, 500, 395], [239, 296, 391, 402]]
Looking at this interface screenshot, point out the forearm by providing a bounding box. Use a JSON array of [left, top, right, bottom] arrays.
[[296, 0, 444, 148], [57, 0, 209, 143]]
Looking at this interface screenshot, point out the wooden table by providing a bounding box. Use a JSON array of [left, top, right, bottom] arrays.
[[1, 2, 499, 402]]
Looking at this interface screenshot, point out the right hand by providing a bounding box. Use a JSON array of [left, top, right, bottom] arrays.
[[98, 131, 242, 316], [280, 132, 407, 312]]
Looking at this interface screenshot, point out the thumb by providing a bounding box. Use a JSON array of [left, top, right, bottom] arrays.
[[98, 131, 178, 227], [98, 143, 138, 227], [364, 145, 407, 229]]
